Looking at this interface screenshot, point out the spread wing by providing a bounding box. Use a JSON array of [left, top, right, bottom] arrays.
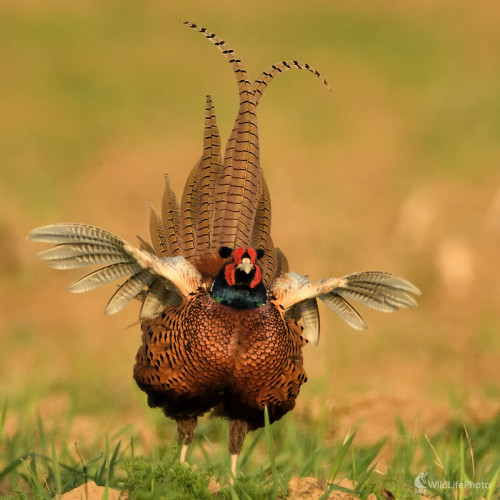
[[273, 271, 420, 339], [28, 223, 202, 318]]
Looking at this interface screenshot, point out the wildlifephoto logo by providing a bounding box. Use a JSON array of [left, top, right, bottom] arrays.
[[414, 471, 429, 491], [414, 471, 491, 494]]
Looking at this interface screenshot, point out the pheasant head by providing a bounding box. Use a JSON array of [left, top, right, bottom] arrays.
[[211, 246, 267, 309]]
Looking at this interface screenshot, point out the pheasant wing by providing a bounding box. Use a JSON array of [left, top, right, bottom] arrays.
[[272, 271, 420, 334], [28, 223, 202, 316]]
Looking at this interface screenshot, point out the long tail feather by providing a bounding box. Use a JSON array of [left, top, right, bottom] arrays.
[[180, 158, 202, 258], [184, 21, 262, 249], [253, 60, 330, 105], [251, 175, 276, 286], [274, 248, 289, 279], [161, 174, 182, 256], [136, 235, 155, 254], [148, 202, 169, 257], [195, 95, 223, 253]]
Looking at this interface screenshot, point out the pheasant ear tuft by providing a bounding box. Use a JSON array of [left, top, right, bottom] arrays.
[[256, 248, 265, 260], [219, 246, 233, 259]]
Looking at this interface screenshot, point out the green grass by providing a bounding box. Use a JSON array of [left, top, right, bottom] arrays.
[[1, 401, 499, 499]]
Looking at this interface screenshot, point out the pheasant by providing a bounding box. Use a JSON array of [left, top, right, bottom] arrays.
[[28, 22, 420, 475]]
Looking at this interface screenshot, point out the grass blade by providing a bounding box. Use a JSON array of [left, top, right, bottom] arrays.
[[0, 401, 7, 449], [298, 448, 323, 476], [108, 440, 121, 484], [458, 436, 465, 500], [51, 442, 62, 496], [328, 430, 356, 482], [239, 429, 263, 471], [264, 406, 278, 499], [22, 456, 50, 500], [486, 466, 500, 500]]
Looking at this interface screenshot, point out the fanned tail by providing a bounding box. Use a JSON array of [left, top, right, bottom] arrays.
[[184, 21, 262, 250], [182, 22, 331, 280]]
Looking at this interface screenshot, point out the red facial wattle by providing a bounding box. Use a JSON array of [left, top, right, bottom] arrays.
[[225, 263, 236, 286], [224, 247, 262, 288], [247, 247, 257, 264], [232, 247, 245, 265], [249, 265, 261, 289]]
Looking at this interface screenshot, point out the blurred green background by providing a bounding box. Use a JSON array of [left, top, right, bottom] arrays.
[[1, 0, 499, 454]]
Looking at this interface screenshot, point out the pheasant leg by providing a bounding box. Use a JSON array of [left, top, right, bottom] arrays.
[[228, 419, 248, 476], [177, 416, 198, 463]]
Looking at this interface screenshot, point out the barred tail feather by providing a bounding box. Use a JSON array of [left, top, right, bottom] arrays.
[[161, 174, 182, 256], [148, 201, 169, 257], [253, 60, 330, 105], [179, 158, 202, 259], [195, 95, 223, 253], [184, 21, 262, 249], [251, 175, 276, 286]]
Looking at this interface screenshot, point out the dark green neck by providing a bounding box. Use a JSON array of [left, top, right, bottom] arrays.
[[211, 271, 267, 309]]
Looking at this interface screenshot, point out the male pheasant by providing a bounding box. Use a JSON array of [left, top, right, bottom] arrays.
[[29, 22, 420, 474]]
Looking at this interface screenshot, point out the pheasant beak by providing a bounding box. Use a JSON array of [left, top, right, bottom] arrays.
[[222, 246, 263, 288], [236, 257, 253, 274]]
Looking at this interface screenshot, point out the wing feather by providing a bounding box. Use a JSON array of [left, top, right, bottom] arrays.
[[105, 270, 155, 315], [272, 271, 420, 334], [69, 262, 143, 293], [140, 278, 182, 319], [293, 298, 320, 345], [319, 293, 367, 331], [28, 223, 202, 316]]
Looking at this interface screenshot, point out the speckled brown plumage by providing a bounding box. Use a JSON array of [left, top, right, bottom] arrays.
[[29, 21, 420, 475], [134, 292, 306, 431]]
